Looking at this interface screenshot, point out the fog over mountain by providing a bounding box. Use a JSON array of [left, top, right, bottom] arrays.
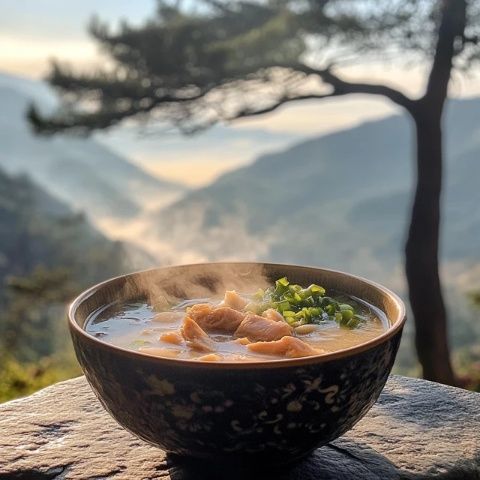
[[150, 97, 480, 290], [0, 72, 187, 224], [3, 69, 478, 295]]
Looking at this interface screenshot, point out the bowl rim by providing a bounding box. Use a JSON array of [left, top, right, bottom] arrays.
[[68, 262, 406, 370]]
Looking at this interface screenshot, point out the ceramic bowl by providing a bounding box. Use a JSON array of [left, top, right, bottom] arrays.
[[69, 262, 406, 465]]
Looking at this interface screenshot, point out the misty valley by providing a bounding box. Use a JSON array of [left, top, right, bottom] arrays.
[[1, 71, 480, 399]]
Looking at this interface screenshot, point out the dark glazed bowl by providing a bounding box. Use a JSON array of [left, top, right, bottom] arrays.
[[69, 262, 406, 465]]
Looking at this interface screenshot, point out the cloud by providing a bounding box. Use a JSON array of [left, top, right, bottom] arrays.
[[0, 34, 101, 77], [142, 157, 247, 186]]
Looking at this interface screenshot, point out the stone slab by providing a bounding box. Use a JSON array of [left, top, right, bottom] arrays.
[[0, 375, 479, 479]]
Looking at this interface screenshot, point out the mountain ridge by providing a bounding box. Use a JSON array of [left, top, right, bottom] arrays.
[[0, 71, 187, 222], [0, 166, 124, 288]]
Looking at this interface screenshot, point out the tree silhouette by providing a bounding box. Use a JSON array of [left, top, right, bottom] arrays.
[[29, 0, 480, 385]]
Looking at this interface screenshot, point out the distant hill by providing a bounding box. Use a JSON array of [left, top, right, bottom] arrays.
[[0, 166, 147, 381], [0, 72, 187, 222], [151, 97, 480, 285], [0, 166, 132, 290]]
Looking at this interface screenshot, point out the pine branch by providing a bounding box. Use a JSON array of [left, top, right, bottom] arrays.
[[28, 86, 214, 134], [230, 93, 336, 120], [298, 64, 415, 112]]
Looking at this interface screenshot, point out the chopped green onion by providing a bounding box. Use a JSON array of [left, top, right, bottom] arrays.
[[309, 284, 326, 296], [253, 288, 265, 301], [346, 317, 361, 329], [276, 300, 291, 312], [306, 296, 316, 307], [245, 277, 361, 329], [321, 296, 333, 307], [325, 304, 336, 315], [310, 307, 322, 317], [289, 284, 302, 293], [293, 292, 302, 303], [276, 277, 289, 287]]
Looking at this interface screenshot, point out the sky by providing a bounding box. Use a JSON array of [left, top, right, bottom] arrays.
[[1, 0, 480, 185]]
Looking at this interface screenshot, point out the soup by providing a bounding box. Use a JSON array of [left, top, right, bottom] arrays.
[[86, 277, 388, 362]]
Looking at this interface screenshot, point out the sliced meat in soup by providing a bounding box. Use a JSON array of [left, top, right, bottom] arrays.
[[188, 304, 245, 334], [262, 308, 285, 322], [222, 290, 248, 310], [159, 331, 183, 345], [181, 316, 215, 352], [247, 336, 321, 358], [234, 313, 293, 342]]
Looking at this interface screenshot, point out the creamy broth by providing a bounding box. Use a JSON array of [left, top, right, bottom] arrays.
[[86, 287, 388, 362]]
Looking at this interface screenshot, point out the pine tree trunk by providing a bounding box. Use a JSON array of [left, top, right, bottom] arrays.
[[403, 0, 466, 386], [405, 102, 456, 386]]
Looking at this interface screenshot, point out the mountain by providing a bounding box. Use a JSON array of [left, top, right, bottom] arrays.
[[0, 72, 187, 222], [150, 97, 480, 284], [0, 165, 145, 380], [0, 166, 131, 289]]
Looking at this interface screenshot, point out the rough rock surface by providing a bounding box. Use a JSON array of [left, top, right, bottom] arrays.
[[0, 375, 479, 480]]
